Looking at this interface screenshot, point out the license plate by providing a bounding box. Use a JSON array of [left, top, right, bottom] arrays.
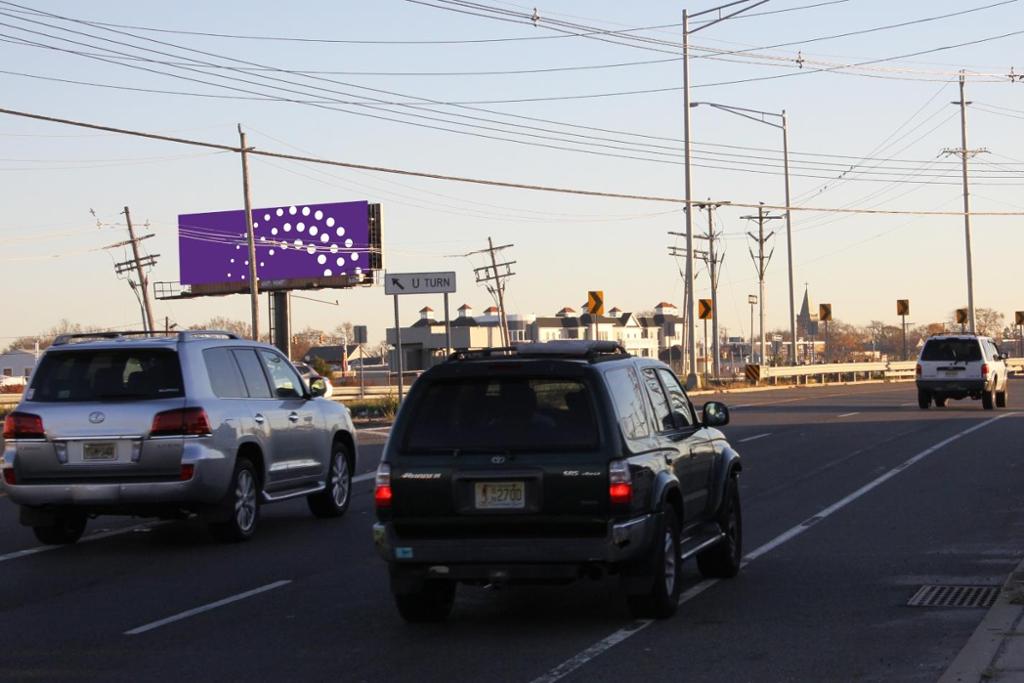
[[474, 481, 525, 509], [943, 370, 962, 377], [83, 442, 117, 462]]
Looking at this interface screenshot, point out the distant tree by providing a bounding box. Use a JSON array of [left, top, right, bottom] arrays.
[[191, 317, 252, 339], [333, 322, 354, 342], [946, 307, 1004, 336]]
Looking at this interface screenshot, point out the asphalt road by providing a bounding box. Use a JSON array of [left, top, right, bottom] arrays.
[[1, 381, 1021, 682]]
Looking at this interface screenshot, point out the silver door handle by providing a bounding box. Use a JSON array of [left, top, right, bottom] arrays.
[[254, 414, 265, 425], [288, 412, 300, 423]]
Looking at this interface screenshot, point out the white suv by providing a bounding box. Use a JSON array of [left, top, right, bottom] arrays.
[[915, 335, 1009, 410]]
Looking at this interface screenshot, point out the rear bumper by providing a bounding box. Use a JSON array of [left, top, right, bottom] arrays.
[[372, 514, 657, 579], [0, 440, 231, 508], [917, 378, 988, 395]]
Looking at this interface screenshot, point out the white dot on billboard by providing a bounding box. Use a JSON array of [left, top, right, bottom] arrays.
[[294, 239, 302, 246], [260, 262, 265, 267], [271, 228, 278, 236], [283, 223, 291, 232], [264, 213, 271, 221], [282, 244, 289, 250], [323, 269, 332, 277], [269, 249, 275, 256], [336, 257, 345, 267], [245, 260, 249, 266], [306, 246, 316, 255], [326, 217, 335, 227], [335, 227, 345, 237], [317, 255, 326, 265], [309, 226, 318, 236], [344, 238, 353, 248], [330, 244, 338, 253], [289, 206, 297, 215], [302, 206, 310, 216], [241, 275, 246, 280], [253, 222, 258, 228], [320, 234, 329, 243], [297, 222, 305, 232], [351, 253, 358, 262], [236, 245, 241, 250], [227, 273, 232, 278], [355, 267, 363, 274], [230, 258, 235, 264], [260, 236, 266, 241], [314, 210, 323, 220], [276, 208, 283, 217]]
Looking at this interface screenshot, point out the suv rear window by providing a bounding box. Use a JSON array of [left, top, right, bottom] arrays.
[[28, 349, 184, 402], [921, 339, 982, 362], [403, 377, 598, 453]]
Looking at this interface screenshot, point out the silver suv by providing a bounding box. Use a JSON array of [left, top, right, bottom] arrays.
[[916, 334, 1009, 409], [0, 331, 357, 544]]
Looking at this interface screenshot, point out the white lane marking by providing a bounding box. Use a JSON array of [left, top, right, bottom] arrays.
[[359, 427, 392, 434], [353, 472, 375, 483], [900, 402, 917, 407], [529, 412, 1017, 683], [738, 433, 772, 443], [125, 580, 292, 635], [837, 412, 860, 418], [0, 522, 161, 564]]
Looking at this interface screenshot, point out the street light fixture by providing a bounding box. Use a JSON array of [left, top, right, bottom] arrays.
[[690, 101, 798, 367]]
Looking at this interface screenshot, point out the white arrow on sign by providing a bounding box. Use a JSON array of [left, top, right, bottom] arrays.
[[384, 271, 457, 295]]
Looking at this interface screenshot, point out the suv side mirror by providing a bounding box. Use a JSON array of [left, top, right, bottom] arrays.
[[309, 378, 328, 398], [701, 401, 730, 427]]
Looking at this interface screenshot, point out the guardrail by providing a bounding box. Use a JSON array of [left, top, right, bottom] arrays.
[[749, 357, 1024, 386]]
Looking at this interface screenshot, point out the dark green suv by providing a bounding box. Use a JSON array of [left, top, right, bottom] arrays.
[[372, 341, 742, 622]]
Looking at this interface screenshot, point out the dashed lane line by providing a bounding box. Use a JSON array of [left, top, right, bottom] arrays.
[[738, 433, 772, 443], [0, 522, 163, 563], [528, 412, 1018, 683], [837, 412, 860, 418], [125, 580, 292, 635]]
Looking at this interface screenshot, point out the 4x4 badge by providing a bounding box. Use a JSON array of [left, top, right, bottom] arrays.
[[491, 455, 506, 464], [88, 411, 105, 424]]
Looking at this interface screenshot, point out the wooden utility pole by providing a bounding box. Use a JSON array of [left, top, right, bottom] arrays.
[[238, 125, 261, 341], [123, 206, 155, 332], [465, 239, 516, 347], [742, 204, 781, 366]]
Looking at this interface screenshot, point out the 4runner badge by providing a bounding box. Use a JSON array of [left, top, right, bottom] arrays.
[[88, 412, 105, 424], [491, 456, 506, 464]]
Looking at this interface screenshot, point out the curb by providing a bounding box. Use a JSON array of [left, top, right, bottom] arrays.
[[939, 557, 1024, 683]]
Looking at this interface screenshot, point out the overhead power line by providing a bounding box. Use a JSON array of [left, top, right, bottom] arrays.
[[3, 105, 1024, 217]]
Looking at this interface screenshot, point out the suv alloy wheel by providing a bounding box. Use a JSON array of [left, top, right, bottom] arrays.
[[209, 457, 260, 542], [308, 443, 352, 518]]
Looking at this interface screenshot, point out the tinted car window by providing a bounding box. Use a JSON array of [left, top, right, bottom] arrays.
[[606, 367, 652, 441], [28, 349, 183, 403], [232, 349, 272, 399], [403, 377, 598, 452], [641, 368, 674, 432], [259, 350, 303, 398], [921, 339, 982, 362], [657, 368, 693, 427], [203, 348, 247, 398]]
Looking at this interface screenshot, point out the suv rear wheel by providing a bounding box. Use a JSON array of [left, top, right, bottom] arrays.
[[32, 509, 87, 545], [934, 396, 947, 407], [307, 442, 352, 518], [392, 577, 457, 623], [209, 457, 259, 542], [917, 389, 931, 410], [996, 382, 1008, 408], [982, 387, 995, 410], [697, 477, 743, 579], [625, 511, 681, 619]]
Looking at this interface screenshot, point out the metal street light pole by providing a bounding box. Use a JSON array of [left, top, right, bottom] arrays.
[[691, 101, 796, 365], [680, 0, 767, 389]]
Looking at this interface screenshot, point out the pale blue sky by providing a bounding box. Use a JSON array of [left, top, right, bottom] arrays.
[[1, 0, 1022, 344]]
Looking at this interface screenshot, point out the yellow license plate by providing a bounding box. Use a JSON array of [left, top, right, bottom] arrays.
[[474, 482, 525, 509]]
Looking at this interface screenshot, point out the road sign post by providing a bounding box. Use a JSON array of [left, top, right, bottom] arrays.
[[956, 307, 968, 334], [353, 325, 368, 399], [698, 299, 713, 378], [819, 303, 832, 363], [385, 271, 458, 402], [1016, 311, 1023, 357], [587, 290, 604, 342], [897, 300, 910, 361]]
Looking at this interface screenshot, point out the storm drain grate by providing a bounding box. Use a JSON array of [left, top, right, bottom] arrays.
[[907, 584, 999, 608]]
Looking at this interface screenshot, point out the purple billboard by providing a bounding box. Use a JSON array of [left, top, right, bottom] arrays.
[[178, 200, 372, 287]]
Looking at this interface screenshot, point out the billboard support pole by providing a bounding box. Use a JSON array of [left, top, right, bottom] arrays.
[[238, 125, 261, 341], [393, 294, 404, 404], [443, 292, 452, 358]]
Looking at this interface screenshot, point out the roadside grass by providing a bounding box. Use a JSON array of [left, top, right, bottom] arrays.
[[343, 393, 399, 422]]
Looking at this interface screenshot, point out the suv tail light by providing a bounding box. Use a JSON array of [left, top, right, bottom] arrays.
[[915, 363, 921, 377], [2, 468, 16, 485], [609, 459, 632, 505], [982, 363, 990, 376], [3, 412, 44, 440], [374, 463, 393, 508], [150, 408, 212, 437]]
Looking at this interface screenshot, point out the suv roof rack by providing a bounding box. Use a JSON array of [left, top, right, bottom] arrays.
[[447, 340, 629, 363], [52, 330, 241, 346]]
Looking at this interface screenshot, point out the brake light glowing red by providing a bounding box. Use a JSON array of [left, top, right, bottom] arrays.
[[2, 412, 44, 440], [915, 363, 921, 377], [2, 468, 16, 485], [609, 482, 632, 504], [374, 463, 392, 508], [150, 408, 212, 437], [982, 363, 989, 376], [179, 464, 195, 481]]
